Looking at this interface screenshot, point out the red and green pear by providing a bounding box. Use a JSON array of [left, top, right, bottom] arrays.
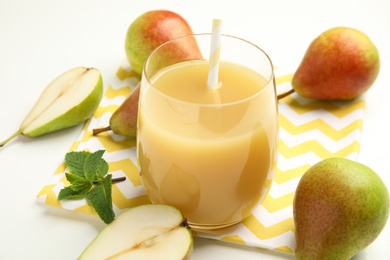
[[125, 10, 202, 75], [293, 158, 389, 259], [291, 27, 380, 100], [95, 10, 202, 137], [93, 84, 140, 137]]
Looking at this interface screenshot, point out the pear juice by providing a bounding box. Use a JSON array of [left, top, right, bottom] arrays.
[[138, 60, 278, 229]]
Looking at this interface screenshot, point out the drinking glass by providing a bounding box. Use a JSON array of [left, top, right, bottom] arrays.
[[137, 34, 278, 230]]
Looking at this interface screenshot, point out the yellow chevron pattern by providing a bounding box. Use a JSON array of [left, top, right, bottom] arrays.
[[279, 115, 363, 139], [37, 65, 365, 256]]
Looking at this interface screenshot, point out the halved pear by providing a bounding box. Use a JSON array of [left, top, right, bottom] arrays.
[[78, 204, 193, 260], [0, 67, 103, 147]]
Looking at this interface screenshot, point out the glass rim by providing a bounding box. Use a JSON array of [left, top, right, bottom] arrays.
[[142, 33, 276, 108]]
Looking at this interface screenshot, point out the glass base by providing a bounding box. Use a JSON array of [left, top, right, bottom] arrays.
[[188, 219, 243, 231]]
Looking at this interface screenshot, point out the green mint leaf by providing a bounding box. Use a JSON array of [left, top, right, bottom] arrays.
[[58, 186, 89, 200], [86, 174, 115, 224], [59, 149, 118, 224], [64, 172, 91, 192], [96, 158, 109, 179], [65, 172, 86, 184], [65, 151, 89, 177], [70, 180, 92, 192], [84, 150, 105, 183]]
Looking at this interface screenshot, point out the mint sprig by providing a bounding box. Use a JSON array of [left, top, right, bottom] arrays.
[[58, 150, 120, 224]]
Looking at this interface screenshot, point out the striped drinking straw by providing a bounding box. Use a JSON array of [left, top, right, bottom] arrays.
[[207, 19, 223, 89]]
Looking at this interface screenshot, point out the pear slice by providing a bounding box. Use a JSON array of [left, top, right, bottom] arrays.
[[78, 204, 193, 260], [0, 67, 103, 147]]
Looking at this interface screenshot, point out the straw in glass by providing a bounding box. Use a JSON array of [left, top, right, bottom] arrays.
[[207, 19, 223, 89]]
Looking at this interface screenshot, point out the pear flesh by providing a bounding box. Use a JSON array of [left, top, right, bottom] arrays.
[[78, 204, 193, 260], [0, 67, 103, 147], [293, 158, 389, 259]]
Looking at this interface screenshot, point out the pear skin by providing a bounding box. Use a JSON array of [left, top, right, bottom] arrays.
[[124, 10, 202, 75], [93, 84, 140, 137], [293, 158, 389, 259], [291, 27, 380, 100]]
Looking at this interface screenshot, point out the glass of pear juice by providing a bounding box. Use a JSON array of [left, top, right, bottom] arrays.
[[137, 34, 279, 230]]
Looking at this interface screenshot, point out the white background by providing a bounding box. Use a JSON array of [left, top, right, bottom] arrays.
[[1, 0, 389, 259]]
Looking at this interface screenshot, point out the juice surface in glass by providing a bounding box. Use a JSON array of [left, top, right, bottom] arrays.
[[138, 59, 278, 229]]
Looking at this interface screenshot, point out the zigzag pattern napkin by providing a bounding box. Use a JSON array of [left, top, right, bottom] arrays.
[[37, 66, 365, 255]]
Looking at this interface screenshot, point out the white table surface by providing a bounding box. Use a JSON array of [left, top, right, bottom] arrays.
[[1, 0, 389, 259]]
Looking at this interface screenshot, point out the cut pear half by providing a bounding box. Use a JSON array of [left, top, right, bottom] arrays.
[[78, 204, 193, 260], [0, 67, 103, 147]]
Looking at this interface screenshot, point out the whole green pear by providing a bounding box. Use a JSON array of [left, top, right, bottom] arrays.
[[93, 84, 140, 137], [291, 27, 380, 100], [293, 158, 389, 260], [125, 10, 202, 75]]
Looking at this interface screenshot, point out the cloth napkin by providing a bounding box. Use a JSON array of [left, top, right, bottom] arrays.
[[37, 65, 365, 255]]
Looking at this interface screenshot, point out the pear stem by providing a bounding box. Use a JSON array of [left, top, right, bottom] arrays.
[[0, 129, 23, 147], [277, 89, 295, 100], [93, 176, 126, 184], [92, 126, 112, 136], [180, 218, 191, 229]]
